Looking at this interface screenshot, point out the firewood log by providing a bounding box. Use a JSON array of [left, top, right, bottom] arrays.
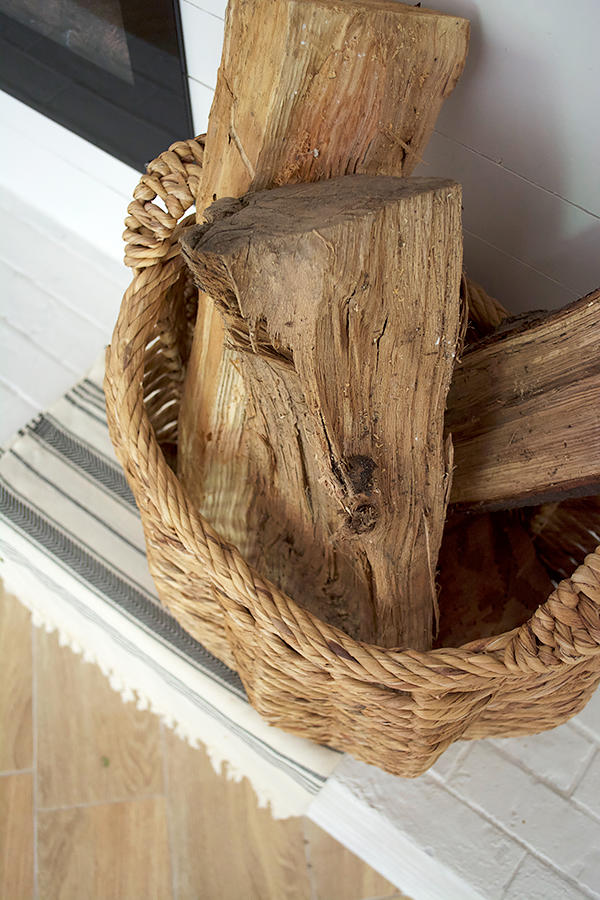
[[448, 287, 600, 509], [181, 174, 463, 650], [177, 0, 470, 607]]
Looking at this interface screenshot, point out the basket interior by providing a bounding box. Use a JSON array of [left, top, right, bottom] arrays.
[[143, 265, 599, 652]]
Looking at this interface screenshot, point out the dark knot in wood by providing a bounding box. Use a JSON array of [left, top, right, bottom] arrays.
[[345, 455, 377, 494], [347, 503, 378, 534]]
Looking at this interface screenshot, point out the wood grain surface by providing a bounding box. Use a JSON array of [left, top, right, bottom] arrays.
[[38, 798, 173, 900], [447, 287, 600, 508], [164, 728, 313, 900], [0, 772, 34, 899], [177, 0, 469, 615], [0, 580, 409, 899], [304, 818, 404, 900], [0, 588, 33, 770], [36, 626, 164, 808], [181, 174, 463, 650]]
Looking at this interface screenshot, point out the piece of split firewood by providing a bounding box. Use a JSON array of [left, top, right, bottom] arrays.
[[181, 174, 463, 650], [448, 287, 600, 509], [177, 0, 470, 575]]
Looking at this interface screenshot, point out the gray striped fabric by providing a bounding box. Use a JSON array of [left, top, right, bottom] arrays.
[[0, 358, 341, 812]]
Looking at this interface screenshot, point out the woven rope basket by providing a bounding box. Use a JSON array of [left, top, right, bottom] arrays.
[[105, 136, 600, 778]]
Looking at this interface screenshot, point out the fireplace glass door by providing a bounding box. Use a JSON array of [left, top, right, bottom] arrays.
[[0, 0, 193, 170]]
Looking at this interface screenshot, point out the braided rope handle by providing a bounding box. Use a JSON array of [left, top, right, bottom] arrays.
[[104, 137, 600, 691]]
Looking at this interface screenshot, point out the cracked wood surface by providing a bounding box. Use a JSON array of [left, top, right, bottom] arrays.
[[180, 175, 463, 650], [176, 0, 470, 625], [447, 287, 600, 509]]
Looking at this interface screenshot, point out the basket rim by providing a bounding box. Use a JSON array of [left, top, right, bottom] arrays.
[[104, 135, 600, 692]]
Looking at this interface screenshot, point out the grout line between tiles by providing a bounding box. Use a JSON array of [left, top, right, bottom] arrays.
[[31, 612, 39, 900], [486, 740, 594, 804], [301, 817, 319, 900], [567, 746, 599, 798], [38, 793, 167, 814], [0, 320, 80, 377], [0, 115, 138, 203], [0, 373, 48, 411], [0, 251, 119, 332], [569, 731, 600, 801], [182, 0, 225, 21], [498, 849, 529, 900], [188, 74, 218, 92], [160, 720, 178, 900], [569, 795, 600, 828], [0, 767, 35, 777]]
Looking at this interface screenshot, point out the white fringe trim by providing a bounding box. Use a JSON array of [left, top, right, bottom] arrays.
[[0, 544, 338, 818]]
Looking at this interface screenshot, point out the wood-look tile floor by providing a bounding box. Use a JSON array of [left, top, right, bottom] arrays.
[[0, 584, 411, 900]]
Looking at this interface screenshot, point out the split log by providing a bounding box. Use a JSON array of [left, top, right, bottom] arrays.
[[177, 0, 470, 574], [448, 287, 600, 509], [180, 174, 463, 650]]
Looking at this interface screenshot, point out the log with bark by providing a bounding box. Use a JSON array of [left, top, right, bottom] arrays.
[[180, 174, 463, 650], [177, 0, 470, 587], [448, 287, 600, 509]]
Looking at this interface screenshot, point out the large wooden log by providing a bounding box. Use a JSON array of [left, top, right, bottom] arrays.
[[180, 174, 463, 650], [177, 0, 469, 576], [448, 287, 600, 509]]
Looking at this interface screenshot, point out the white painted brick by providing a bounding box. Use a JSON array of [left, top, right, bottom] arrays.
[[0, 324, 76, 411], [1, 263, 107, 372], [188, 77, 215, 135], [447, 743, 600, 895], [430, 741, 473, 781], [572, 751, 600, 821], [0, 112, 135, 264], [491, 726, 596, 794], [0, 214, 125, 333], [571, 688, 600, 744], [180, 1, 225, 90], [0, 91, 137, 201], [336, 760, 523, 900], [409, 0, 600, 217], [0, 381, 38, 447], [503, 854, 595, 900], [415, 131, 599, 299], [0, 188, 129, 294], [462, 230, 580, 315]]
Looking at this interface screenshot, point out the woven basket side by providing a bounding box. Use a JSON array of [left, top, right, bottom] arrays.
[[104, 137, 600, 777]]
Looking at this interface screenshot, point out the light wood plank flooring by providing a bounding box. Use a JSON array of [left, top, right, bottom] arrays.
[[0, 583, 411, 900]]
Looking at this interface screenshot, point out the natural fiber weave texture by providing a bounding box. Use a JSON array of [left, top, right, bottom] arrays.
[[105, 137, 600, 777]]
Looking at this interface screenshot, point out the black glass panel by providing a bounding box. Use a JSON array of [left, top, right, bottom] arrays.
[[0, 0, 193, 171]]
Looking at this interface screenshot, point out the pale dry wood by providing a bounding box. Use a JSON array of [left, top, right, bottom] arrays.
[[303, 818, 411, 900], [35, 627, 163, 808], [0, 773, 34, 899], [37, 798, 172, 900], [178, 0, 469, 567], [0, 583, 33, 771], [163, 729, 313, 900], [448, 287, 600, 508], [196, 0, 469, 206], [181, 175, 463, 650]]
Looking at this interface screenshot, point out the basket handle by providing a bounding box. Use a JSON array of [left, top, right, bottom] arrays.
[[123, 137, 205, 271]]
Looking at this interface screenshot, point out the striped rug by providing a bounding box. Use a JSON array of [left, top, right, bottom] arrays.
[[0, 356, 341, 818]]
